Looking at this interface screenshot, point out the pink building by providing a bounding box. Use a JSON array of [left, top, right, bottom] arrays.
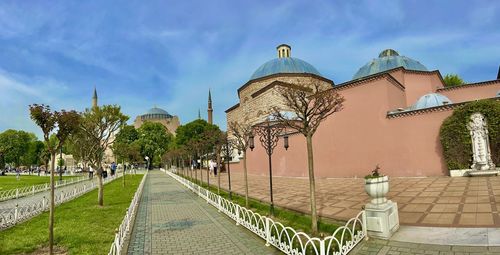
[[226, 46, 500, 178]]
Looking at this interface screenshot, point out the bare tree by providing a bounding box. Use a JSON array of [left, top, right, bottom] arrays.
[[29, 104, 81, 255], [228, 121, 253, 207], [272, 83, 344, 234]]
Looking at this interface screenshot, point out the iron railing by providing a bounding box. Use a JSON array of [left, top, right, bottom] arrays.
[[161, 168, 367, 255]]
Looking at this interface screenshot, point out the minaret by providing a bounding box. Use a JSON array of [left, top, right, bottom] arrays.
[[92, 87, 98, 108], [207, 89, 213, 124], [198, 109, 201, 120]]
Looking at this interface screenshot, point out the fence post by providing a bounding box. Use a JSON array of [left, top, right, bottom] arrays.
[[362, 210, 368, 241], [16, 188, 19, 199], [42, 196, 46, 210], [320, 239, 326, 255], [235, 206, 240, 226], [14, 204, 19, 223], [217, 195, 221, 212], [32, 185, 35, 195], [265, 217, 271, 246]]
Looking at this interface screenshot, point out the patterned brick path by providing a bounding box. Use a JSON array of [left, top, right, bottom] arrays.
[[185, 169, 500, 227], [350, 239, 500, 255], [127, 170, 280, 255]]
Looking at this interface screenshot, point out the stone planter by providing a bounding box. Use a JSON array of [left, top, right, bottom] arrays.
[[364, 175, 389, 205]]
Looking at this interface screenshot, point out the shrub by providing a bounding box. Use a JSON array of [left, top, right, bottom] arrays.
[[440, 99, 500, 170]]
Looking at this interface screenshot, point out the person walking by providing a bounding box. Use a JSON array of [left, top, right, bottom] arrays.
[[89, 165, 94, 179], [15, 168, 20, 180], [111, 162, 117, 176]]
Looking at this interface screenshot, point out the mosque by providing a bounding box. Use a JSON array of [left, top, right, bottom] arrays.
[[133, 106, 180, 134], [226, 44, 500, 177]]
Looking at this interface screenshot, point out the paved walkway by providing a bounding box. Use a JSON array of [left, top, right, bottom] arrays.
[[350, 239, 500, 255], [127, 170, 280, 255], [183, 169, 500, 227]]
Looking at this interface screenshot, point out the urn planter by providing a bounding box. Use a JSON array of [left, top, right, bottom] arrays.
[[364, 175, 389, 205]]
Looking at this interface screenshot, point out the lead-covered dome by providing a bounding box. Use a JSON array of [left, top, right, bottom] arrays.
[[250, 44, 321, 80], [141, 107, 172, 120], [411, 93, 452, 110], [353, 49, 428, 80]]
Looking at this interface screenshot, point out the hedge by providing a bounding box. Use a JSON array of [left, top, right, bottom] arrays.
[[440, 99, 500, 170]]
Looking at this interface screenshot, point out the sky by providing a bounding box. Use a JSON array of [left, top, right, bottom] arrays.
[[0, 0, 499, 138]]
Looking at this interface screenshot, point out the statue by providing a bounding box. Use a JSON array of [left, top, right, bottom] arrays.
[[468, 113, 495, 171]]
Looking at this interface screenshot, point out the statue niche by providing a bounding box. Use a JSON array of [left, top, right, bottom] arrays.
[[468, 113, 495, 171]]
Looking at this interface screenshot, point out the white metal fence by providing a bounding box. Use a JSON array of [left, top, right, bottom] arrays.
[[0, 176, 88, 202], [108, 172, 148, 255], [161, 168, 367, 255], [0, 173, 122, 230]]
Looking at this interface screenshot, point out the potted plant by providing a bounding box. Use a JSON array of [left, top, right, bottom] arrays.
[[364, 165, 389, 205]]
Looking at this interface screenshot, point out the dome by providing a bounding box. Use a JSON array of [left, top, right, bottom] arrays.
[[353, 49, 428, 80], [250, 57, 321, 80], [411, 93, 452, 110], [141, 107, 172, 120]]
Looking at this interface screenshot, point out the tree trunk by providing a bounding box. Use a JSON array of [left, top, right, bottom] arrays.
[[97, 163, 104, 206], [122, 161, 125, 187], [306, 134, 318, 235], [49, 153, 56, 255], [216, 147, 221, 194], [243, 150, 249, 208]]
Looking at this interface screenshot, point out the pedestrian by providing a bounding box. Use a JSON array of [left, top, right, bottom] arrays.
[[89, 166, 94, 179], [111, 162, 117, 176], [213, 160, 218, 176], [102, 167, 108, 179], [208, 159, 214, 176], [16, 168, 20, 180]]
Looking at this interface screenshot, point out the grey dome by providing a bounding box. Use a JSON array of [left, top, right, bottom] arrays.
[[411, 93, 452, 110], [353, 49, 428, 80], [141, 107, 172, 120], [250, 57, 321, 80]]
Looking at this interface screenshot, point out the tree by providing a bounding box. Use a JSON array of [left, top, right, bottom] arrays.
[[0, 129, 36, 167], [271, 83, 344, 235], [228, 121, 253, 207], [22, 140, 45, 166], [136, 122, 172, 169], [29, 104, 81, 255], [80, 105, 129, 206], [443, 74, 465, 87]]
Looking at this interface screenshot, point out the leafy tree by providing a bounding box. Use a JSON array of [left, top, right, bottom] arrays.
[[29, 104, 81, 255], [175, 119, 219, 147], [136, 122, 172, 169], [271, 83, 345, 235], [0, 129, 36, 166], [22, 140, 45, 166], [443, 74, 465, 87], [440, 99, 499, 170], [112, 125, 139, 163], [80, 105, 129, 206]]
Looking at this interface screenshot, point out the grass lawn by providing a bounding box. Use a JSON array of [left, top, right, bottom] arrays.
[[0, 174, 144, 255], [0, 175, 78, 191]]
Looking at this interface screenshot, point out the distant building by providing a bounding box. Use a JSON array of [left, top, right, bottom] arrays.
[[133, 107, 180, 134]]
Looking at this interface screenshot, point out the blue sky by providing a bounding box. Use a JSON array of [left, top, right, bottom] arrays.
[[0, 0, 499, 138]]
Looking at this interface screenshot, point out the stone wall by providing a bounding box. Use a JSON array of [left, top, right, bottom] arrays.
[[227, 75, 332, 127]]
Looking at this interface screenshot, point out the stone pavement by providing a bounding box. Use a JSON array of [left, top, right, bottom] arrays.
[[350, 239, 500, 255], [127, 170, 280, 255], [184, 169, 500, 227]]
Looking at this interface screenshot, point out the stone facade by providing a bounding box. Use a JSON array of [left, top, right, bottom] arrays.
[[227, 74, 333, 126]]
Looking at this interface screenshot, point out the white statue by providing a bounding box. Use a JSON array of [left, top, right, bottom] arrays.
[[468, 113, 495, 171]]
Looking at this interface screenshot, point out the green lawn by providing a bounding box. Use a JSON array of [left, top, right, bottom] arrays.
[[0, 174, 144, 255], [0, 175, 78, 191]]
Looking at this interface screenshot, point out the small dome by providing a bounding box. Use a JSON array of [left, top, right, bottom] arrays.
[[411, 93, 452, 110], [353, 49, 428, 80], [250, 57, 321, 80], [141, 107, 172, 120]]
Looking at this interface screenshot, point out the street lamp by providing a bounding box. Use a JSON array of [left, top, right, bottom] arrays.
[[250, 119, 288, 216], [144, 156, 150, 170]]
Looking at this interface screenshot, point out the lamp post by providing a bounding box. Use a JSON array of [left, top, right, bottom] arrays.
[[223, 137, 234, 200], [250, 119, 288, 216], [144, 156, 150, 170]]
